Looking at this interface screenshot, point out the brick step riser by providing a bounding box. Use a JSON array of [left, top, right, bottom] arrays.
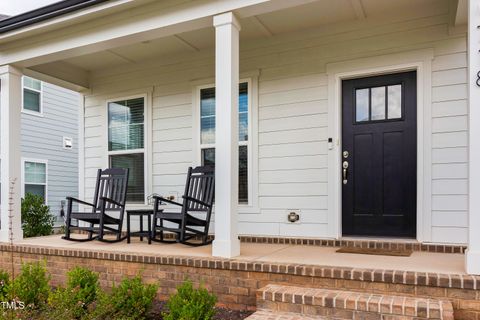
[[257, 285, 454, 320], [256, 302, 439, 320]]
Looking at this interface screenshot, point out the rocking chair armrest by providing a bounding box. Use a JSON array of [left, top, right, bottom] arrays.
[[66, 197, 95, 207], [153, 195, 183, 207], [100, 197, 124, 208], [182, 196, 212, 208]]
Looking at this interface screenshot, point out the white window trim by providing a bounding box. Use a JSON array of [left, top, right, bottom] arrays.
[[105, 93, 150, 206], [21, 158, 48, 204], [192, 76, 259, 214], [326, 48, 433, 241], [21, 76, 44, 117]]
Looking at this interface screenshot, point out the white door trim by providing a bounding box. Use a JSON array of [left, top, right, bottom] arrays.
[[326, 49, 433, 241]]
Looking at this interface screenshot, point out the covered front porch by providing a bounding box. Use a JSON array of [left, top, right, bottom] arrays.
[[0, 233, 472, 318], [0, 0, 480, 280]]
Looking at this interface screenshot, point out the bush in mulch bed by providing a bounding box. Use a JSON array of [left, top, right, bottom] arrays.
[[150, 279, 253, 320], [148, 301, 254, 320], [0, 262, 253, 320], [162, 280, 216, 320]]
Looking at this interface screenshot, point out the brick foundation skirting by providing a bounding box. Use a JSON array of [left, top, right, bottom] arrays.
[[0, 243, 476, 319]]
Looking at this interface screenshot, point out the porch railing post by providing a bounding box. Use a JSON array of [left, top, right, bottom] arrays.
[[212, 12, 241, 258], [0, 65, 23, 242], [467, 0, 480, 275]]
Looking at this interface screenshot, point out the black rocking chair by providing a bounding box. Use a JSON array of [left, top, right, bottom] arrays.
[[63, 168, 129, 243], [152, 166, 214, 246]]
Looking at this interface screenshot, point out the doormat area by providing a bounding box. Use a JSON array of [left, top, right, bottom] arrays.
[[336, 247, 413, 257]]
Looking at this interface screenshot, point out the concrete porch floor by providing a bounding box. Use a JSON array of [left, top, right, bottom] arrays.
[[15, 235, 465, 275]]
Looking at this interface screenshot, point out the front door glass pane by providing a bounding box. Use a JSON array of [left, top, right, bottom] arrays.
[[355, 89, 369, 122], [388, 85, 402, 119], [371, 86, 386, 120]]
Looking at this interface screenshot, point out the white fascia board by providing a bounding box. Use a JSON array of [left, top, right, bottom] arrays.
[[0, 0, 136, 42], [0, 0, 319, 67]]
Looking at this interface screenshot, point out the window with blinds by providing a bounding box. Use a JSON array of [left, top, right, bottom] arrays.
[[199, 82, 249, 203], [23, 77, 42, 114], [108, 97, 145, 203], [24, 161, 47, 202]]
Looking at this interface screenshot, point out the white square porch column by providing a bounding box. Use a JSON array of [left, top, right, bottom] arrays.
[[212, 12, 241, 258], [0, 65, 23, 242], [467, 0, 480, 274]]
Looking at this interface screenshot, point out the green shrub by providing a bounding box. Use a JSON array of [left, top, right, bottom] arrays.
[[9, 261, 50, 309], [89, 274, 157, 320], [163, 280, 217, 320], [21, 193, 54, 238], [48, 267, 99, 319], [66, 267, 99, 306], [0, 270, 10, 301]]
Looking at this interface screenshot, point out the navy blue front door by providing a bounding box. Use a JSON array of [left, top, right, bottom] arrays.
[[341, 71, 417, 238]]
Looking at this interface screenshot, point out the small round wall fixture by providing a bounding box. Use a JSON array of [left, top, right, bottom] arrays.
[[287, 211, 300, 223]]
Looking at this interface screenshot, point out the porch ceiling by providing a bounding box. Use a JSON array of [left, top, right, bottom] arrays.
[[31, 0, 452, 77]]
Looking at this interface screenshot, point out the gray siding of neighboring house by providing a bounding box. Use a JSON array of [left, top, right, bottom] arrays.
[[21, 82, 79, 223], [0, 81, 80, 224]]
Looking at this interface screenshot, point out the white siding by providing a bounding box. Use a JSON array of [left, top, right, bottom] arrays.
[[83, 13, 468, 243], [431, 50, 468, 243]]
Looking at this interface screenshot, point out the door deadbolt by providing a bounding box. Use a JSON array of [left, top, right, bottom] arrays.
[[343, 151, 349, 158]]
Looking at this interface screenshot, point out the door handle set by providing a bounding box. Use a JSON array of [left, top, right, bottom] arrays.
[[342, 151, 349, 185], [342, 161, 349, 185]]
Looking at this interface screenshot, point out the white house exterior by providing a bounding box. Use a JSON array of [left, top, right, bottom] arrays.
[[0, 0, 479, 273]]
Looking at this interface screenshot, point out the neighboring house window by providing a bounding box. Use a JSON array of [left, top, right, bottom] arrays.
[[108, 97, 145, 203], [199, 82, 249, 203], [24, 161, 47, 202], [23, 76, 42, 114]]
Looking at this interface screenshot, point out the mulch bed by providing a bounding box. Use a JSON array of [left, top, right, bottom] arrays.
[[148, 300, 254, 319]]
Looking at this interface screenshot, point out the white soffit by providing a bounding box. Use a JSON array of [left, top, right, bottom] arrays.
[[57, 0, 449, 72]]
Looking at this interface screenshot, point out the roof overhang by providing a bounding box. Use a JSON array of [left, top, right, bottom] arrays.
[[0, 0, 108, 34]]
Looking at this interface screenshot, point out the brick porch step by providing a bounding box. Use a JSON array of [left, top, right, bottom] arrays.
[[246, 309, 335, 320], [256, 284, 454, 320]]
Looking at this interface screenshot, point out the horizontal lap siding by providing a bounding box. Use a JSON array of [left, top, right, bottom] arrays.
[[431, 50, 468, 243], [83, 97, 105, 203], [152, 89, 195, 197], [21, 83, 79, 222], [84, 14, 467, 242], [254, 75, 328, 237]]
